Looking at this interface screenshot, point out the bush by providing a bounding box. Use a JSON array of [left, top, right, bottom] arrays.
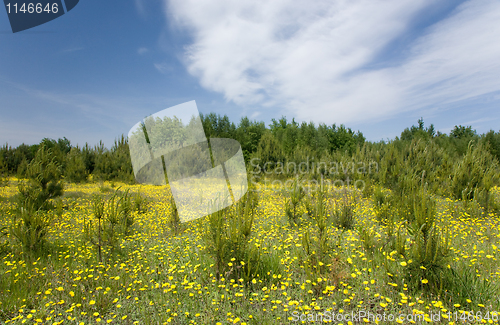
[[0, 156, 8, 187], [285, 179, 305, 226], [9, 198, 62, 254], [303, 186, 330, 272], [403, 187, 452, 295], [446, 265, 498, 308], [0, 226, 9, 255], [357, 224, 377, 253], [132, 193, 149, 214], [85, 188, 135, 263], [332, 190, 355, 230], [204, 190, 278, 285], [167, 196, 181, 235], [17, 144, 64, 211], [450, 142, 499, 201], [65, 147, 88, 183], [9, 144, 64, 254]]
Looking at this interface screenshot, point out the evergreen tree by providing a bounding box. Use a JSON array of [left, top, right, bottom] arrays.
[[65, 147, 88, 183]]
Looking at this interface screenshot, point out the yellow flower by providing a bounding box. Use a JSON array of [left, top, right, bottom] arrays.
[[421, 279, 429, 284]]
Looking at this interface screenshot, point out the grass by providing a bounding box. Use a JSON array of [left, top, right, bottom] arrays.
[[0, 178, 499, 324]]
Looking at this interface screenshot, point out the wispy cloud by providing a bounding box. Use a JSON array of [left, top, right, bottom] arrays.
[[166, 0, 500, 125], [62, 47, 84, 53], [154, 62, 173, 74], [135, 0, 146, 17], [138, 47, 149, 55]]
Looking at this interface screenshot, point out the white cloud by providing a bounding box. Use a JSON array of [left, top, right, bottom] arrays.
[[135, 0, 146, 17], [138, 47, 149, 55], [62, 47, 84, 53], [166, 0, 500, 125], [154, 62, 173, 74]]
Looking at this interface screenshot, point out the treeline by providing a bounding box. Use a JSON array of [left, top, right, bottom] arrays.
[[0, 136, 134, 184], [1, 115, 500, 199]]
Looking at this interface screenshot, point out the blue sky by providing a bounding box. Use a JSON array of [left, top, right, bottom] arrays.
[[1, 0, 499, 148]]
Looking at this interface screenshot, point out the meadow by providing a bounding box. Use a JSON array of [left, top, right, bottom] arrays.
[[1, 177, 499, 325]]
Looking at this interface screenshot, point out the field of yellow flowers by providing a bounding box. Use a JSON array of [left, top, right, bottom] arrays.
[[1, 178, 500, 324]]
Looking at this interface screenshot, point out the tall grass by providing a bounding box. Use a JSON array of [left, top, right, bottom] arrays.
[[85, 188, 135, 263]]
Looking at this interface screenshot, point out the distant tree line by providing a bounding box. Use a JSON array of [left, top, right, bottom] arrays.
[[1, 114, 499, 198], [0, 136, 134, 184]]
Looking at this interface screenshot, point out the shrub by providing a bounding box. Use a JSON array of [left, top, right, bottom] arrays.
[[403, 187, 452, 295], [9, 198, 62, 254], [305, 186, 330, 271], [0, 156, 8, 187], [17, 144, 64, 211], [0, 226, 9, 255], [10, 144, 64, 254], [332, 190, 355, 230], [285, 179, 304, 226], [132, 193, 149, 214], [167, 196, 181, 235], [450, 142, 499, 201], [446, 264, 498, 308], [85, 188, 135, 262], [357, 224, 377, 253], [204, 190, 279, 285], [64, 147, 88, 183]]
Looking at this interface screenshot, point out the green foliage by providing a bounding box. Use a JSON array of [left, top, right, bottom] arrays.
[[332, 191, 356, 230], [400, 118, 435, 141], [403, 187, 452, 295], [357, 224, 377, 253], [9, 144, 65, 254], [450, 142, 499, 201], [204, 191, 278, 285], [308, 186, 329, 269], [85, 189, 135, 263], [132, 193, 149, 214], [484, 129, 500, 162], [0, 226, 8, 255], [372, 186, 393, 223], [285, 179, 305, 226], [1, 115, 499, 195], [451, 125, 477, 139], [65, 147, 88, 183], [300, 186, 340, 295], [93, 137, 134, 183], [446, 264, 498, 308], [0, 155, 8, 187], [16, 158, 29, 178], [9, 144, 63, 253], [254, 132, 284, 172], [17, 144, 64, 210], [167, 196, 181, 235], [9, 197, 62, 255]]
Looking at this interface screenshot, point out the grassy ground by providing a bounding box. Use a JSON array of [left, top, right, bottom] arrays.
[[0, 178, 499, 324]]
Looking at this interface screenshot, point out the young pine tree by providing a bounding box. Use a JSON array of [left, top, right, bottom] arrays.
[[65, 147, 88, 183]]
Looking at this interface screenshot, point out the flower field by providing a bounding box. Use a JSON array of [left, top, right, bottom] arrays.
[[1, 179, 500, 324]]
